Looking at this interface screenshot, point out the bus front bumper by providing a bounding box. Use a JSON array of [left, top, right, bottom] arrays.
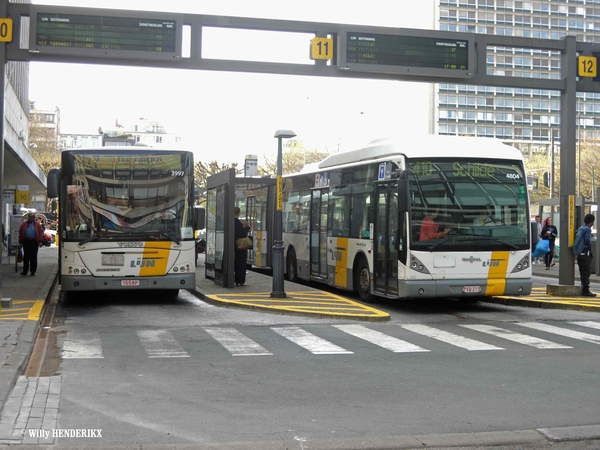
[[398, 278, 532, 298], [61, 273, 195, 292]]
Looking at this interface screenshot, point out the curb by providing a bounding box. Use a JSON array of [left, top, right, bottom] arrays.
[[189, 288, 390, 322], [485, 296, 600, 312]]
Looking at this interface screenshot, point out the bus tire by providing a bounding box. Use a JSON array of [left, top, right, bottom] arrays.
[[286, 249, 298, 282], [354, 257, 374, 303]]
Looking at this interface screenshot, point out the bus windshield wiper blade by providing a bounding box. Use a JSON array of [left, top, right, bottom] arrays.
[[78, 234, 105, 246], [428, 234, 519, 251], [123, 231, 181, 245]]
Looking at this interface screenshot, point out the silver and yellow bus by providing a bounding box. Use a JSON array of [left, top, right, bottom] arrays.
[[47, 146, 203, 296], [280, 135, 532, 302]]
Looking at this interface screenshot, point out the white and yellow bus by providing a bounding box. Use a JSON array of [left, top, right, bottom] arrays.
[[47, 146, 204, 297], [280, 135, 532, 302]]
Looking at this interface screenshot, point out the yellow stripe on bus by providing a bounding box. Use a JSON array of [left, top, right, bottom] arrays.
[[485, 251, 509, 296], [139, 242, 172, 276], [334, 238, 348, 287]]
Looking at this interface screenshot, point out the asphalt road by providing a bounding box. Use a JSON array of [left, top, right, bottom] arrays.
[[20, 285, 600, 449]]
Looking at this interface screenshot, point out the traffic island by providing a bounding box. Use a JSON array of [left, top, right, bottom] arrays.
[[546, 284, 582, 296]]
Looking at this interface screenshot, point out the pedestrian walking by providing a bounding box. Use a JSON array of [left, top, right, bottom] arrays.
[[534, 215, 542, 264], [577, 213, 596, 297], [18, 212, 45, 276], [541, 216, 558, 270], [234, 207, 251, 286]]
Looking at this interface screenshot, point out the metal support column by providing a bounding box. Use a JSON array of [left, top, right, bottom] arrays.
[[0, 0, 7, 301], [558, 36, 577, 286]]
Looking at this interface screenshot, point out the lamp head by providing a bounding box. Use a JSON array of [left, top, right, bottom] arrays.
[[274, 129, 297, 139]]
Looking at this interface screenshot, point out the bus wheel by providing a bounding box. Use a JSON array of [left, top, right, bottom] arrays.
[[286, 249, 298, 282], [354, 258, 374, 303]]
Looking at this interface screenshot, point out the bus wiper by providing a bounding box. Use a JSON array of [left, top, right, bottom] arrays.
[[156, 232, 180, 245], [78, 234, 105, 246], [428, 234, 519, 251], [125, 231, 181, 245]]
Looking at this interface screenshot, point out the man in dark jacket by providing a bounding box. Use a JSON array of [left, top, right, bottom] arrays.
[[577, 213, 596, 297], [18, 213, 45, 276]]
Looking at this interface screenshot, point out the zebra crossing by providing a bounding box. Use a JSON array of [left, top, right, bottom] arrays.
[[59, 321, 600, 360]]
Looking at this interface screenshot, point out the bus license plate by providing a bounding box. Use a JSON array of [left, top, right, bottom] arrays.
[[463, 286, 481, 293], [121, 280, 140, 287]]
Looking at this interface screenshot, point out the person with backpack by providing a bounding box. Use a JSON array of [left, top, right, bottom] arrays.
[[575, 213, 596, 297], [541, 216, 558, 270]]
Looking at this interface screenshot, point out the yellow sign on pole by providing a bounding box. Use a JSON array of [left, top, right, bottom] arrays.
[[276, 176, 283, 211], [310, 37, 333, 60], [578, 56, 597, 77], [0, 18, 13, 43], [15, 190, 30, 205], [569, 195, 575, 247]]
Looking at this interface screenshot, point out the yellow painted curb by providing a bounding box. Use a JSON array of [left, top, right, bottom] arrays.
[[206, 291, 390, 320]]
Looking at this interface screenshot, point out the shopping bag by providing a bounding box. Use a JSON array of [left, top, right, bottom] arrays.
[[532, 239, 550, 258], [236, 236, 253, 250]]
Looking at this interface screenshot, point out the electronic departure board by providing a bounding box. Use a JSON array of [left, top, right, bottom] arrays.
[[29, 6, 182, 60], [339, 29, 473, 79]]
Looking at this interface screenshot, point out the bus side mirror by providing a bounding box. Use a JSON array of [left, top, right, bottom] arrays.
[[194, 206, 206, 230], [47, 168, 60, 199], [397, 170, 411, 213]]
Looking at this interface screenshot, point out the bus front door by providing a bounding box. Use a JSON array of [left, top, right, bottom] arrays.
[[310, 188, 328, 279], [373, 182, 399, 296]]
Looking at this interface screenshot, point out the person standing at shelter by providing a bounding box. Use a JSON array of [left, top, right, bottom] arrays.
[[541, 216, 558, 270], [577, 214, 596, 297], [533, 215, 543, 264], [18, 212, 45, 276], [234, 207, 251, 286]]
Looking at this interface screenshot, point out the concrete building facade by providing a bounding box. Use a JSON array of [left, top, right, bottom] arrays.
[[435, 0, 600, 155]]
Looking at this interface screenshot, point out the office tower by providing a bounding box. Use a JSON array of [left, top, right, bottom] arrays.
[[436, 0, 600, 156]]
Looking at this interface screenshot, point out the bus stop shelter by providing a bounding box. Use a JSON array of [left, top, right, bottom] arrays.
[[205, 168, 275, 288]]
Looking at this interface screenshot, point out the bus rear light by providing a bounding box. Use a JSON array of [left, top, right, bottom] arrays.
[[74, 282, 79, 287], [180, 280, 185, 285], [418, 288, 425, 295], [517, 286, 523, 293]]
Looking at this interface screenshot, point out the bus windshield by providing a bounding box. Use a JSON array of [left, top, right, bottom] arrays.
[[62, 151, 194, 243], [408, 158, 529, 251]]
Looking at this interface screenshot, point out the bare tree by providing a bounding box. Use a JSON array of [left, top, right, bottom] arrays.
[[258, 139, 329, 175], [193, 160, 240, 205], [28, 114, 60, 176]]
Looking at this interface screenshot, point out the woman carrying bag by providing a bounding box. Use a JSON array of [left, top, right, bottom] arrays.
[[541, 216, 558, 270], [234, 207, 251, 286]]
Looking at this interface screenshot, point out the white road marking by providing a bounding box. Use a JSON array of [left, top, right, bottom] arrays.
[[519, 322, 600, 345], [570, 321, 600, 331], [62, 331, 103, 359], [137, 329, 190, 358], [400, 324, 503, 351], [460, 324, 572, 349], [272, 326, 353, 354], [203, 327, 272, 356], [334, 324, 429, 353]]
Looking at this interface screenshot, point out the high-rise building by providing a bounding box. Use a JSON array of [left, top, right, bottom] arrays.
[[435, 0, 600, 156]]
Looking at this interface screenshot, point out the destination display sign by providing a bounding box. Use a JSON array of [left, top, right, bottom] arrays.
[[29, 6, 182, 60], [339, 28, 473, 79]]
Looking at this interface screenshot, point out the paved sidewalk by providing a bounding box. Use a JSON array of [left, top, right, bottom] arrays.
[[531, 259, 600, 284], [0, 247, 59, 436]]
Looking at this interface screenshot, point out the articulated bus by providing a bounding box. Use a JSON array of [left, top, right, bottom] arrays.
[[47, 146, 204, 296], [278, 135, 532, 302]]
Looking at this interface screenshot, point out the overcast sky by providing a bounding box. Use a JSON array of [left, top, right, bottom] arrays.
[[29, 0, 434, 165]]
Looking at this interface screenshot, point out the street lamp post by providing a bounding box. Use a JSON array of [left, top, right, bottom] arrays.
[[271, 129, 296, 298]]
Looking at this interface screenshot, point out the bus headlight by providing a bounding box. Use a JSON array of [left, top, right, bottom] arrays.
[[511, 255, 531, 273], [409, 254, 430, 274]]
